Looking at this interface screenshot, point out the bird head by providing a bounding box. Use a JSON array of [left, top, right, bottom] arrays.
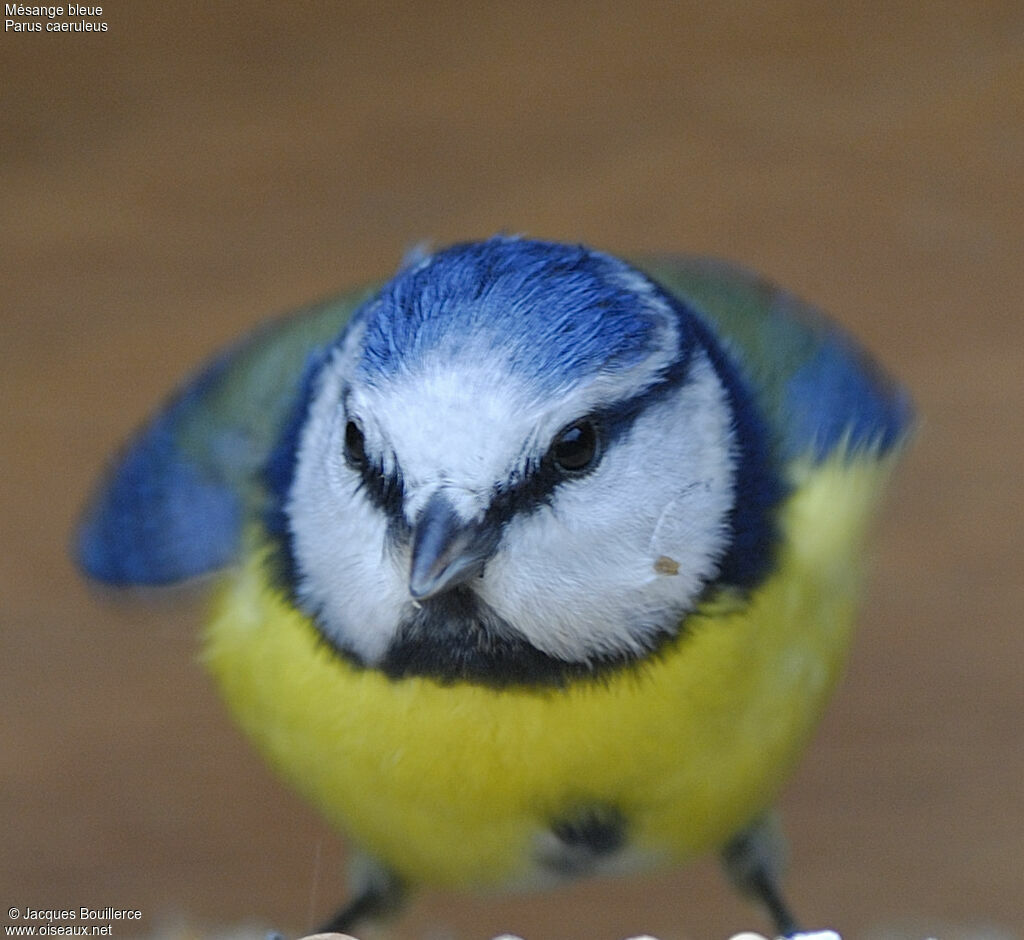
[[284, 237, 779, 686]]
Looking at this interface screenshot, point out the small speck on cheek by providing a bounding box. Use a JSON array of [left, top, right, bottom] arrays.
[[653, 555, 679, 576]]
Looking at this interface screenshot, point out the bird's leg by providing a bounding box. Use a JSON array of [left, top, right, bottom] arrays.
[[316, 859, 405, 935], [721, 813, 801, 937]]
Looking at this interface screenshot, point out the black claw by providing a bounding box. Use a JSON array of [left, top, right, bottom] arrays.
[[721, 816, 801, 936], [315, 868, 405, 936], [746, 865, 801, 936]]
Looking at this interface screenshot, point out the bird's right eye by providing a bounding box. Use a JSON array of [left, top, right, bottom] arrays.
[[344, 420, 367, 468], [548, 418, 601, 475]]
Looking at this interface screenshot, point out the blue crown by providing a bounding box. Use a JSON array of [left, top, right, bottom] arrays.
[[355, 236, 678, 392]]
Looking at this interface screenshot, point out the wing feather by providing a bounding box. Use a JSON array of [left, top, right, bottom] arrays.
[[75, 287, 375, 584], [639, 256, 913, 460]]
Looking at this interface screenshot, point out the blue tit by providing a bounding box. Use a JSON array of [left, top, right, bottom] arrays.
[[76, 236, 912, 936]]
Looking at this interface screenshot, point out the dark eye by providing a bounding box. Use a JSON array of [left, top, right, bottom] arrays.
[[344, 420, 367, 468], [549, 419, 600, 474]]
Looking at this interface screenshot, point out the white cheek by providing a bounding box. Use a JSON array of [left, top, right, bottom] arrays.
[[285, 345, 736, 668], [287, 365, 408, 664], [480, 354, 736, 662]]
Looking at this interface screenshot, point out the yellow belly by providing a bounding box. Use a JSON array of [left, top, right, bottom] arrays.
[[202, 453, 893, 889]]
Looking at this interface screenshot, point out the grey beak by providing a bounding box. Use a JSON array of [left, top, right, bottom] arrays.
[[408, 491, 497, 600]]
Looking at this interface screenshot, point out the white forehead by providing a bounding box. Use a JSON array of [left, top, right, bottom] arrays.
[[350, 357, 542, 521], [316, 287, 686, 525]]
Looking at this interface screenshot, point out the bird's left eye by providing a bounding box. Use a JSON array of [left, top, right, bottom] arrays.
[[344, 420, 367, 468], [549, 419, 601, 474]]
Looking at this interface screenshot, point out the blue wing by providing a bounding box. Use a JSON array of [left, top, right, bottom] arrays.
[[75, 289, 374, 585], [76, 354, 246, 584], [782, 323, 913, 460], [638, 256, 913, 462]]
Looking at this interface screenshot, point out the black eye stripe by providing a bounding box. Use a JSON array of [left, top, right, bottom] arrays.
[[485, 351, 699, 523], [340, 412, 405, 522], [339, 337, 696, 539]]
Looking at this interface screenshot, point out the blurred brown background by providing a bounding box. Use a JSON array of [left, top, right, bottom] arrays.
[[2, 3, 1021, 938]]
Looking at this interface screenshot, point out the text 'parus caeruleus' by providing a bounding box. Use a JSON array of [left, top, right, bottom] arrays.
[[76, 237, 913, 936]]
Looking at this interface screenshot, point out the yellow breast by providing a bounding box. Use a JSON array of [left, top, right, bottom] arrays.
[[202, 452, 895, 889]]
